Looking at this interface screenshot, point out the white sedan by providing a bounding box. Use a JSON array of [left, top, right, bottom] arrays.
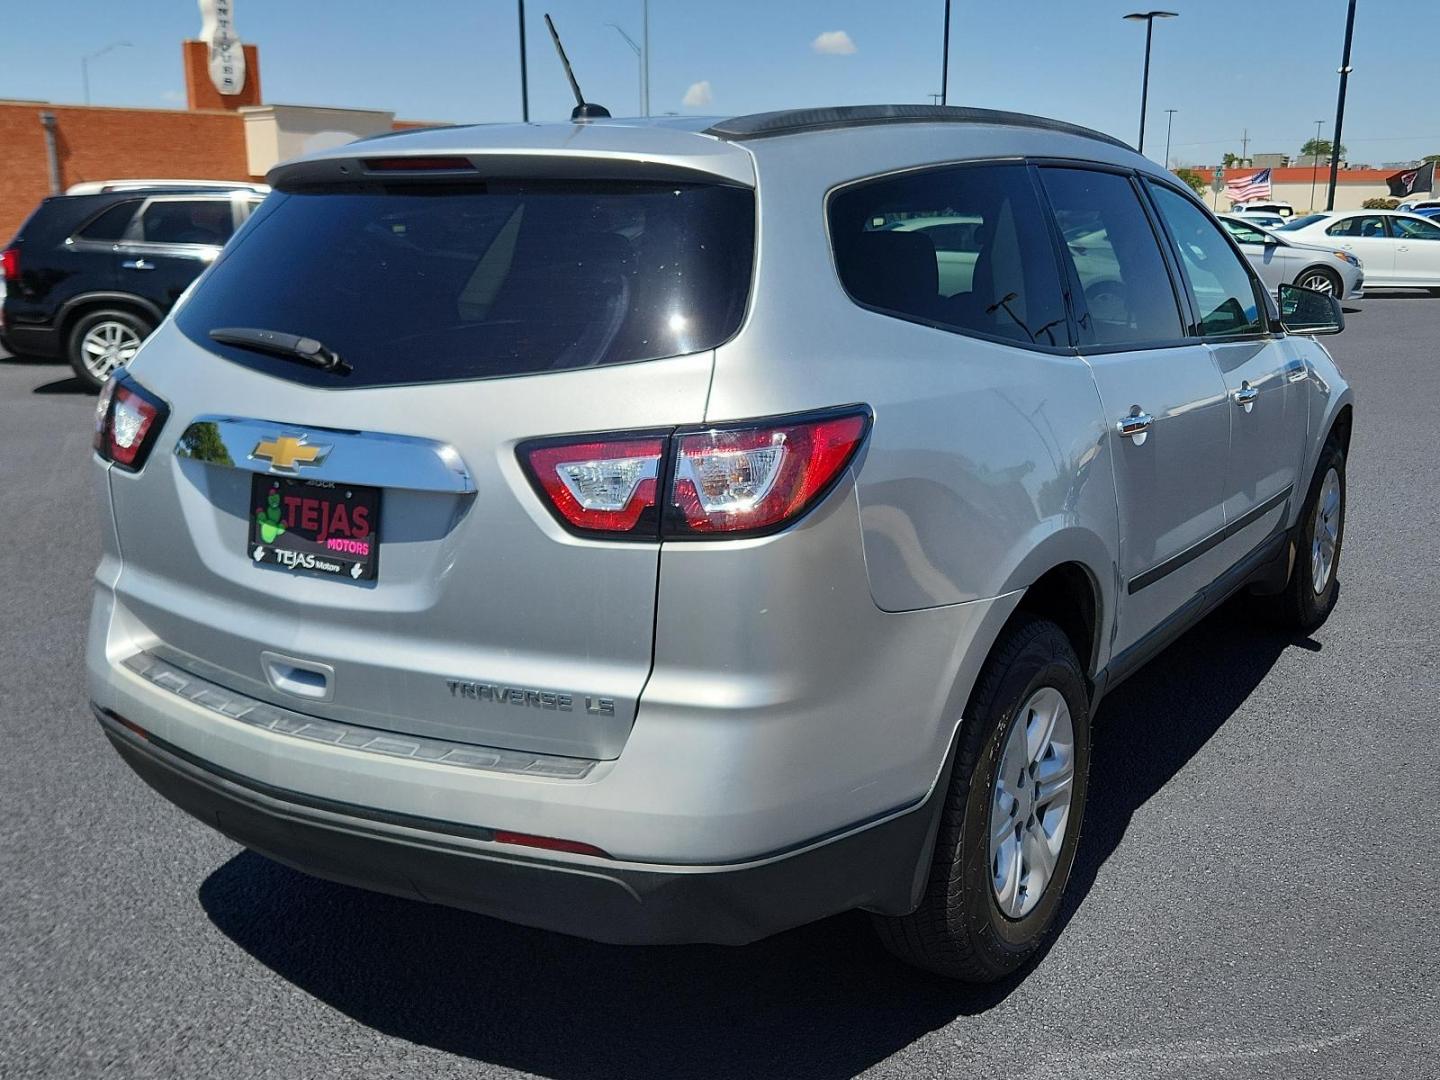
[[1276, 210, 1440, 290]]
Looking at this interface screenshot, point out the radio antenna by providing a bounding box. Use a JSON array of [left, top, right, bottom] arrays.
[[544, 13, 611, 121]]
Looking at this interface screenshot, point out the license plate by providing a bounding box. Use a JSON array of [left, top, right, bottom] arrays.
[[248, 474, 380, 581]]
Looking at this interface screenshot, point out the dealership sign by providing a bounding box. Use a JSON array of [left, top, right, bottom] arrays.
[[198, 0, 246, 96]]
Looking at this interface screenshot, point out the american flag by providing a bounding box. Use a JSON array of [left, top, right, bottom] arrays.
[[1225, 169, 1273, 203]]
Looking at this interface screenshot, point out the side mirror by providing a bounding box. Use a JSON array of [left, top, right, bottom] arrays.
[[1278, 282, 1344, 335], [1262, 233, 1281, 246]]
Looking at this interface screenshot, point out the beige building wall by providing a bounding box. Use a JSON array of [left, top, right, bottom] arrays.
[[241, 104, 397, 176]]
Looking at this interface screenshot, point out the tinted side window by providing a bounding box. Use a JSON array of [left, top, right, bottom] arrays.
[[1221, 218, 1269, 245], [140, 200, 234, 245], [1038, 168, 1183, 346], [1326, 215, 1385, 238], [1148, 183, 1263, 337], [829, 164, 1068, 347], [78, 200, 141, 241], [1391, 216, 1440, 240]]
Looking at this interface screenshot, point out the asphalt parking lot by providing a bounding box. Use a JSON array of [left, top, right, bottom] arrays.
[[2, 298, 1438, 1080]]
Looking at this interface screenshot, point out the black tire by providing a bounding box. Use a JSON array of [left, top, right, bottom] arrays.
[[873, 615, 1091, 981], [1294, 267, 1341, 296], [1265, 439, 1346, 633], [66, 308, 152, 392]]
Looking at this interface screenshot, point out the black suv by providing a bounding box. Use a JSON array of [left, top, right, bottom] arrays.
[[1, 186, 263, 389]]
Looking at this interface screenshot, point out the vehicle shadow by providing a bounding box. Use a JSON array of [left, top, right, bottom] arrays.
[[32, 376, 92, 395], [199, 599, 1302, 1079]]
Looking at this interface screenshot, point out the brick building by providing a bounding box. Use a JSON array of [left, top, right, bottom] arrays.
[[0, 41, 429, 243]]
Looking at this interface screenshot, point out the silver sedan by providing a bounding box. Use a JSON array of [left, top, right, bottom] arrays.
[[1218, 214, 1364, 298]]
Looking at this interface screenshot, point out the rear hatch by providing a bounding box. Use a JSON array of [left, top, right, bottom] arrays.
[[106, 142, 755, 761]]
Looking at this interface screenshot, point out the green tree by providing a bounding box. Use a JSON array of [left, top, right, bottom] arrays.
[[1222, 151, 1241, 167], [1301, 138, 1346, 160], [1423, 154, 1440, 163], [1174, 168, 1207, 196], [176, 421, 233, 467]]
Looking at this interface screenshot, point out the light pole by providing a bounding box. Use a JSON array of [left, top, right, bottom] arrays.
[[1310, 119, 1324, 210], [81, 41, 132, 105], [641, 0, 650, 117], [941, 0, 952, 106], [606, 23, 643, 116], [517, 0, 529, 121], [1123, 11, 1177, 154], [1326, 0, 1357, 211], [1163, 108, 1177, 169]]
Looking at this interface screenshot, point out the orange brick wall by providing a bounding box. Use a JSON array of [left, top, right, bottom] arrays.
[[182, 41, 262, 112], [0, 102, 254, 244]]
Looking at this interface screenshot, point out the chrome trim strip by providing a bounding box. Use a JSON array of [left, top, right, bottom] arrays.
[[121, 651, 595, 779], [174, 415, 475, 494]]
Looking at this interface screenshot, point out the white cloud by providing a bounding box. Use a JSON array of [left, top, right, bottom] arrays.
[[811, 30, 857, 55], [161, 89, 184, 103], [682, 80, 713, 108]]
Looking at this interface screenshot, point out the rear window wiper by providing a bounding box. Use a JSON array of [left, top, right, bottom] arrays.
[[208, 327, 352, 374]]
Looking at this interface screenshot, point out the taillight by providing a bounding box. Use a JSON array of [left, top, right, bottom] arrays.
[[0, 247, 18, 284], [522, 437, 665, 537], [519, 407, 870, 541], [667, 411, 870, 536], [94, 373, 168, 472]]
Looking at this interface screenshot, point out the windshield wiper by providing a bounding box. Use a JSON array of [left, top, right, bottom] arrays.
[[209, 327, 351, 374]]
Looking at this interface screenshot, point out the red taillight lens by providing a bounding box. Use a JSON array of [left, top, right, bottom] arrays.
[[0, 247, 18, 284], [364, 156, 476, 172], [520, 409, 871, 541], [94, 374, 168, 471], [522, 437, 666, 537], [667, 410, 870, 536]]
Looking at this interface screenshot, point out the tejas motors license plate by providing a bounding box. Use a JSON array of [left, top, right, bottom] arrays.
[[248, 474, 380, 581]]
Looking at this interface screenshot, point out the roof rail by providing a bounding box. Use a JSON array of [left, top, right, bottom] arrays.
[[705, 105, 1132, 151]]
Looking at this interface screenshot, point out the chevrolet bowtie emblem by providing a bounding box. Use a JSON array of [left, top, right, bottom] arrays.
[[251, 434, 331, 473]]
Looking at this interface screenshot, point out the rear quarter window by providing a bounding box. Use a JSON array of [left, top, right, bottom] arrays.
[[828, 163, 1068, 348], [177, 180, 756, 388]]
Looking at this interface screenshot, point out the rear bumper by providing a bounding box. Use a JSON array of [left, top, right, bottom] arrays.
[[97, 707, 942, 946], [0, 321, 61, 359]]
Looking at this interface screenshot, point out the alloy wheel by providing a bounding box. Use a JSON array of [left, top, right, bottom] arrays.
[[1311, 467, 1342, 595], [989, 686, 1076, 919], [1297, 271, 1336, 295], [80, 320, 142, 381]]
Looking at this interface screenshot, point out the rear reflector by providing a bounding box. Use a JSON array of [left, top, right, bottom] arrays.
[[94, 373, 168, 471], [493, 830, 611, 858], [364, 156, 476, 172], [518, 407, 871, 540]]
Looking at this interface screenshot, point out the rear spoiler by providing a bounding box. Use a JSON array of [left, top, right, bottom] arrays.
[[268, 152, 754, 191]]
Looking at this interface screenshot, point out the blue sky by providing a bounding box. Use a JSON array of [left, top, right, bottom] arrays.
[[1, 0, 1437, 166]]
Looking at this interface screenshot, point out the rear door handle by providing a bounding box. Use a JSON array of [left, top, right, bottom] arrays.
[[1233, 383, 1259, 412], [121, 258, 155, 271], [1117, 407, 1154, 445]]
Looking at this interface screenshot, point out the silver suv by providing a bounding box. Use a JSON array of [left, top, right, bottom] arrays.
[[87, 106, 1353, 981]]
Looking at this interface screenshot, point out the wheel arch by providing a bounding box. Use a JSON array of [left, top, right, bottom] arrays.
[[57, 292, 163, 341], [993, 528, 1114, 691]]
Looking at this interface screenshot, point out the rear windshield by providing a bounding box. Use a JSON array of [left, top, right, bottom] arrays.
[[176, 180, 755, 387]]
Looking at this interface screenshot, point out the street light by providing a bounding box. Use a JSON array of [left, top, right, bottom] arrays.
[[81, 40, 132, 105], [1122, 11, 1177, 155], [1326, 0, 1357, 211], [1163, 108, 1177, 169], [1310, 119, 1324, 210], [606, 23, 643, 117]]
